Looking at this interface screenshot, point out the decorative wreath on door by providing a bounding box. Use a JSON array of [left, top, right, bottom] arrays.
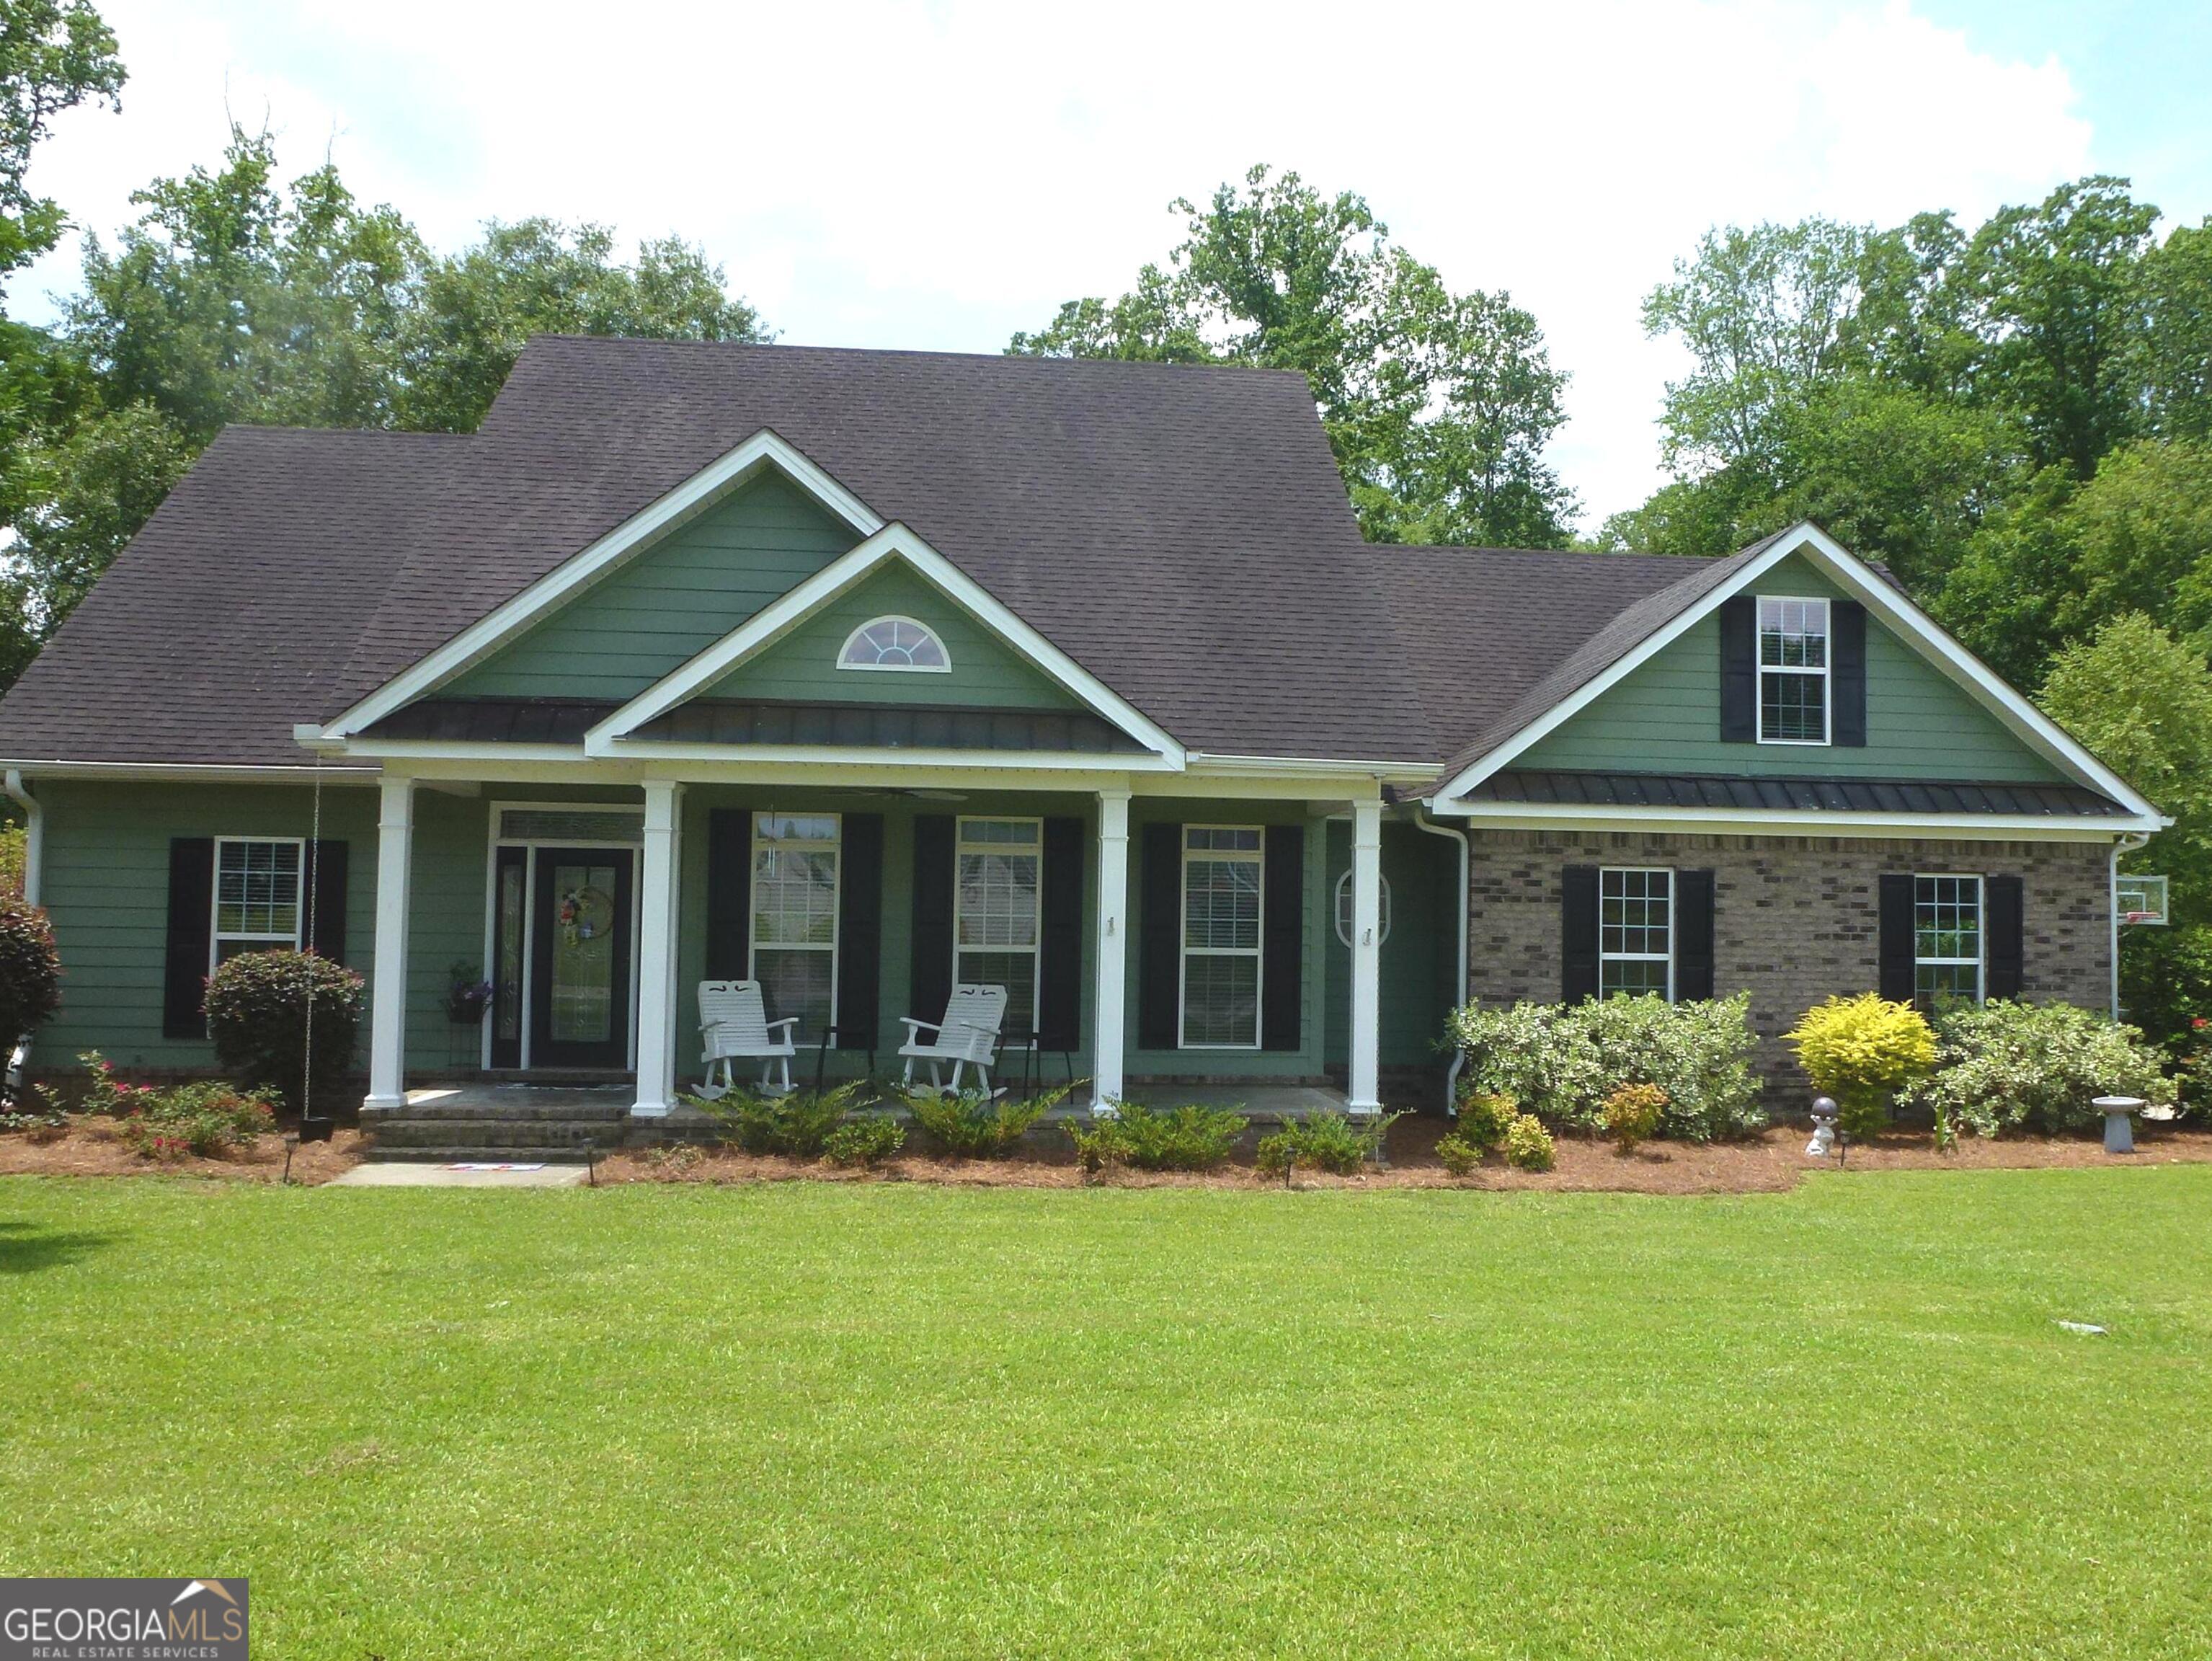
[[557, 884, 615, 947]]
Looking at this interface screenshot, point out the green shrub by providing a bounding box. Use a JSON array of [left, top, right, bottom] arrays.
[[1602, 1083, 1666, 1153], [1253, 1110, 1398, 1181], [1066, 1116, 1127, 1175], [1452, 1088, 1519, 1153], [202, 949, 364, 1114], [1898, 1000, 2176, 1140], [120, 1081, 277, 1159], [1784, 993, 1936, 1138], [1503, 1112, 1555, 1172], [1106, 1102, 1248, 1171], [685, 1081, 864, 1158], [1434, 1132, 1483, 1177], [824, 1115, 906, 1167], [902, 1082, 1071, 1159], [1448, 994, 1763, 1140], [0, 898, 61, 1097], [2118, 923, 2212, 1099]]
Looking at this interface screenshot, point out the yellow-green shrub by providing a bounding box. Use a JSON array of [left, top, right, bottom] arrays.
[[1784, 993, 1936, 1138], [1503, 1113, 1555, 1172], [1601, 1083, 1666, 1153]]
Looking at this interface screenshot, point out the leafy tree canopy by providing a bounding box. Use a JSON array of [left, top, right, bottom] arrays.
[[1012, 164, 1576, 548], [0, 0, 122, 278]]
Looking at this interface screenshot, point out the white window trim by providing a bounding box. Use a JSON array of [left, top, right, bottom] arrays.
[[1913, 872, 1985, 1005], [210, 836, 308, 973], [954, 816, 1044, 1029], [1754, 594, 1831, 748], [838, 614, 954, 673], [1333, 868, 1392, 948], [1178, 824, 1265, 1050], [747, 810, 843, 1036], [1598, 865, 1675, 1002]]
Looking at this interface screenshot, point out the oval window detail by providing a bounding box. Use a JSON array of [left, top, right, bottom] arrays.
[[838, 616, 951, 671], [1333, 869, 1393, 947]]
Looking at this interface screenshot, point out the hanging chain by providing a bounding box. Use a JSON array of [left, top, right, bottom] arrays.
[[303, 768, 322, 1122]]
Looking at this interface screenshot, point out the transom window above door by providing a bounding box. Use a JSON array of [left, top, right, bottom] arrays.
[[838, 615, 950, 671], [1757, 596, 1829, 744], [956, 818, 1041, 1035]]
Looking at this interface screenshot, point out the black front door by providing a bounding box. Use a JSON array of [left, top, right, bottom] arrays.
[[528, 847, 635, 1069]]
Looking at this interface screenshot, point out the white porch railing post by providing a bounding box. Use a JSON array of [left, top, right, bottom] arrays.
[[364, 774, 415, 1112], [632, 779, 685, 1118], [1091, 787, 1132, 1115], [1348, 797, 1383, 1115]]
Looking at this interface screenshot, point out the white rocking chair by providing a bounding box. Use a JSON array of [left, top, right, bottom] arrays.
[[695, 979, 798, 1099], [899, 983, 1009, 1095]]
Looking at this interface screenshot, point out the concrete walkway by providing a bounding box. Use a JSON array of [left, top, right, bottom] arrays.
[[329, 1161, 592, 1188]]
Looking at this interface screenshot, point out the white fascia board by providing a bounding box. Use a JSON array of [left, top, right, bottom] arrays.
[[595, 740, 1180, 772], [1185, 750, 1440, 781], [1429, 522, 2162, 821], [585, 522, 1185, 765], [1434, 799, 2162, 840], [324, 430, 884, 738], [0, 758, 378, 782]]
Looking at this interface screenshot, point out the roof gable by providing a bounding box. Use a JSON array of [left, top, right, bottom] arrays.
[[1428, 523, 2161, 825], [697, 562, 1082, 712], [587, 521, 1184, 766]]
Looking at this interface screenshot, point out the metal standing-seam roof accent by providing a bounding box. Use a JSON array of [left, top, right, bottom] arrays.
[[1472, 771, 2129, 818]]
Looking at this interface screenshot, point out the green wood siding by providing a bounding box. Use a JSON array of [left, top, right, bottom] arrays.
[[698, 562, 1080, 710], [34, 781, 381, 1070], [448, 474, 858, 701], [1519, 554, 2066, 783], [1324, 818, 1457, 1069]]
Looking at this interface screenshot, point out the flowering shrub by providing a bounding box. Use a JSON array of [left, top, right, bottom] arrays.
[[1503, 1113, 1555, 1172], [1898, 1000, 2176, 1141], [1602, 1083, 1667, 1153], [203, 949, 363, 1113], [1784, 993, 1937, 1138], [118, 1081, 277, 1159], [1447, 994, 1763, 1140]]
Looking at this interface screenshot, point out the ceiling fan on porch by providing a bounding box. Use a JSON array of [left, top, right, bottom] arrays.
[[883, 787, 969, 802]]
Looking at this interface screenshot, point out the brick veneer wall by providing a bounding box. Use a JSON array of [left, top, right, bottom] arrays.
[[1465, 830, 2113, 1097]]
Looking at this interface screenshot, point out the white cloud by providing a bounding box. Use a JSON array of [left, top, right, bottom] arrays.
[[12, 0, 2092, 530]]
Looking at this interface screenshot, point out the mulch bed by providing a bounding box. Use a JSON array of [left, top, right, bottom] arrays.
[[0, 1119, 370, 1183], [4, 1114, 2205, 1193], [593, 1115, 2212, 1194]]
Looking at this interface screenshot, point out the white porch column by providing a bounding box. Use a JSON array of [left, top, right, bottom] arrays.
[[1091, 788, 1132, 1114], [632, 779, 685, 1117], [364, 775, 415, 1112], [1348, 797, 1383, 1115]]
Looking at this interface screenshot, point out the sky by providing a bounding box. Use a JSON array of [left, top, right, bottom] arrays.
[[12, 0, 2212, 533]]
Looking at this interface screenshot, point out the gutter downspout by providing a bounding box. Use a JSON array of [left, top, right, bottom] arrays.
[[4, 769, 42, 908], [2110, 830, 2151, 1021], [1414, 804, 1470, 1114], [3, 769, 41, 1086]]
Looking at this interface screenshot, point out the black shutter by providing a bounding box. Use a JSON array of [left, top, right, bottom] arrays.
[[1720, 595, 1757, 743], [1261, 823, 1305, 1050], [1878, 874, 1916, 1002], [1561, 865, 1599, 1003], [1986, 874, 2025, 1001], [162, 838, 216, 1039], [1832, 599, 1867, 747], [704, 809, 752, 980], [910, 815, 954, 1027], [835, 814, 882, 1048], [1675, 869, 1715, 1001], [307, 840, 348, 964], [1137, 821, 1181, 1050], [1037, 817, 1084, 1050]]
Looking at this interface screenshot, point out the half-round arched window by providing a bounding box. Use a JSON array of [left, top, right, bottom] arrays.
[[838, 615, 951, 672]]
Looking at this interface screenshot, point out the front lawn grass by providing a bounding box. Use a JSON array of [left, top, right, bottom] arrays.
[[3, 1168, 2208, 1658]]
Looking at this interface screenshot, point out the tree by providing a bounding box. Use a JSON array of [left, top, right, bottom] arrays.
[[2144, 218, 2212, 442], [0, 0, 123, 278], [397, 219, 770, 433], [1010, 165, 1575, 547]]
